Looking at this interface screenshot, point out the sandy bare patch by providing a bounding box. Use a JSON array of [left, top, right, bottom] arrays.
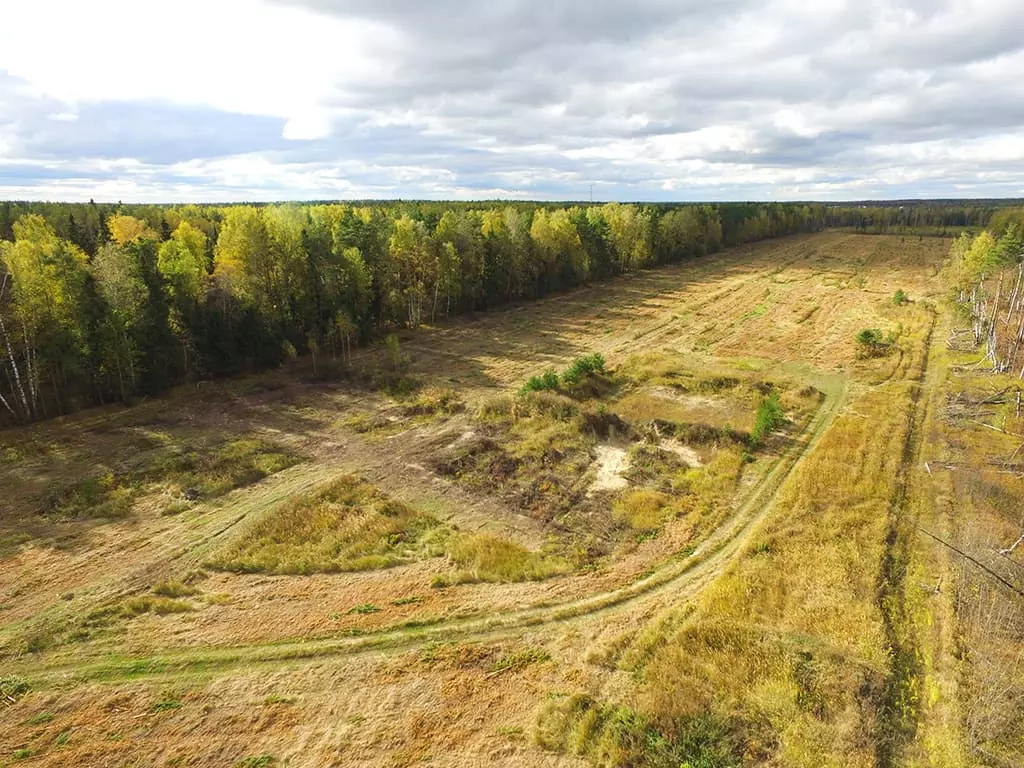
[[588, 444, 630, 494], [659, 439, 703, 466]]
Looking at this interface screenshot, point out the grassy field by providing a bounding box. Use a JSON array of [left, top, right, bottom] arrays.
[[2, 232, 1003, 768]]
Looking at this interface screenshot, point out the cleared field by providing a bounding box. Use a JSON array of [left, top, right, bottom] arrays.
[[0, 233, 957, 767]]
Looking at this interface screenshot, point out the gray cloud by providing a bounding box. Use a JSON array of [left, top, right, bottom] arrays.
[[3, 0, 1024, 201]]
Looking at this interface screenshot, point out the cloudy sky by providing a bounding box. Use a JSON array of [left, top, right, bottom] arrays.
[[2, 0, 1023, 202]]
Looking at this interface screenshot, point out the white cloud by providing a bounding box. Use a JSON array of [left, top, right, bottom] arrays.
[[0, 0, 397, 134]]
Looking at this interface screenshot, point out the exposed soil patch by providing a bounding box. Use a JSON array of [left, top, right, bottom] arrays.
[[588, 444, 630, 494]]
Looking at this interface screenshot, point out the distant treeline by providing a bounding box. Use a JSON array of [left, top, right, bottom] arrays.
[[0, 199, 1014, 424]]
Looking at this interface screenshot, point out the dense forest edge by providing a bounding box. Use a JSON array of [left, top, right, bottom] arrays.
[[0, 199, 1020, 425]]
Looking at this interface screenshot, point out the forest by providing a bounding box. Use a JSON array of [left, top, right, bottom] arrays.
[[0, 199, 1015, 425]]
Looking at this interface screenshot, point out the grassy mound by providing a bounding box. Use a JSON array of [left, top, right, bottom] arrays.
[[207, 476, 443, 574]]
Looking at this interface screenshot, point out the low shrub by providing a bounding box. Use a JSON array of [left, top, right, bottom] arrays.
[[518, 352, 608, 396]]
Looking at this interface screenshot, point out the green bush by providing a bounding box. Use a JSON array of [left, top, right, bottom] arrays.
[[855, 328, 892, 358], [522, 369, 560, 394], [519, 353, 607, 394], [892, 289, 909, 305], [562, 353, 606, 385], [750, 392, 785, 445]]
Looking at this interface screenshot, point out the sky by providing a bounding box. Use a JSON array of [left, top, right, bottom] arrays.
[[1, 0, 1024, 203]]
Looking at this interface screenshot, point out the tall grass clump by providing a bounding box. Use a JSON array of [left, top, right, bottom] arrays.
[[445, 534, 569, 583], [43, 438, 301, 519], [613, 490, 674, 532]]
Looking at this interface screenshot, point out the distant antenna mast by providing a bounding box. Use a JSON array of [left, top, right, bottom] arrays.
[[590, 184, 593, 203]]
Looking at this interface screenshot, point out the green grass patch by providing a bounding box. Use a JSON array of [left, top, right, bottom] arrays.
[[150, 438, 301, 499], [0, 532, 34, 558], [1, 676, 31, 703], [392, 596, 424, 606], [151, 692, 183, 712], [489, 647, 552, 674], [347, 604, 382, 615], [401, 387, 464, 416], [234, 755, 275, 768], [85, 596, 194, 628], [263, 694, 295, 706], [206, 476, 444, 575]]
